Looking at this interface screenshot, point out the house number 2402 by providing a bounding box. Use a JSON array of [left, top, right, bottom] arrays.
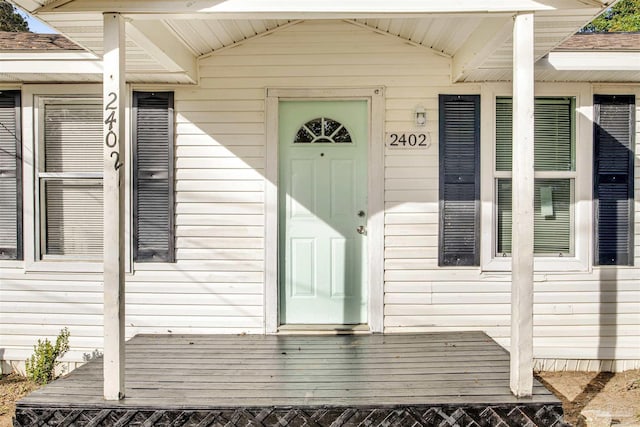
[[385, 133, 431, 149], [104, 92, 123, 171]]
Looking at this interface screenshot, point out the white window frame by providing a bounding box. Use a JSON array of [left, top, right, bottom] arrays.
[[22, 84, 132, 273], [36, 97, 103, 263], [480, 83, 593, 272]]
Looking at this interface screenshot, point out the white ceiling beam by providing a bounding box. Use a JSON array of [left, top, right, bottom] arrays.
[[129, 12, 514, 20], [452, 17, 513, 83], [32, 0, 607, 15], [0, 58, 102, 74], [540, 51, 640, 71], [346, 19, 451, 58], [125, 20, 197, 84], [0, 51, 97, 60], [9, 0, 45, 13]]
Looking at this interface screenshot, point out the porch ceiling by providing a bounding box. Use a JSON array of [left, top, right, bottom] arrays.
[[13, 0, 614, 84]]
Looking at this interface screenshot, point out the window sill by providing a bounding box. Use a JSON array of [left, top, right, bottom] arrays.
[[482, 256, 589, 273], [0, 260, 25, 269], [26, 261, 103, 274], [132, 263, 180, 271]]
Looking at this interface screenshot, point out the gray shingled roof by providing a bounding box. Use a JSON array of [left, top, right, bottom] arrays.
[[556, 32, 640, 51], [0, 31, 83, 50]]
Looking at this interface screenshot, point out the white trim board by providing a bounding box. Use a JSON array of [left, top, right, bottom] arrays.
[[30, 0, 609, 15], [264, 87, 385, 334], [540, 51, 640, 72]]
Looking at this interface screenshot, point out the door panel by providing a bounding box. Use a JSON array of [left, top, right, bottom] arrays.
[[330, 159, 354, 218], [279, 100, 368, 325], [290, 159, 315, 218], [291, 238, 315, 297]]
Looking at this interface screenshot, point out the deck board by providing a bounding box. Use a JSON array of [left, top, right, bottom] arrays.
[[16, 332, 567, 426], [20, 331, 557, 408]]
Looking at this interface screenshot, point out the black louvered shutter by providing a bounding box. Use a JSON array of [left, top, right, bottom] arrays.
[[594, 95, 635, 266], [439, 95, 480, 266], [0, 91, 22, 260], [133, 92, 175, 262]]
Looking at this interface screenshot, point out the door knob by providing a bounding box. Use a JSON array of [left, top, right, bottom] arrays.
[[356, 225, 367, 235]]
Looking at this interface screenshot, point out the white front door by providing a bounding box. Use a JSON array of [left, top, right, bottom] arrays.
[[279, 100, 368, 325]]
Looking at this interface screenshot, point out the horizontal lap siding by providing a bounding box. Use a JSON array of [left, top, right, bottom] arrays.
[[176, 22, 447, 341], [177, 20, 454, 344], [107, 56, 269, 342], [3, 20, 409, 365], [0, 271, 104, 362], [541, 98, 640, 363], [0, 40, 266, 364], [386, 87, 640, 364], [132, 21, 446, 342]]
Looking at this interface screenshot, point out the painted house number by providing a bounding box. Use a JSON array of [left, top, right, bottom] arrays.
[[386, 133, 431, 149], [104, 92, 123, 170]]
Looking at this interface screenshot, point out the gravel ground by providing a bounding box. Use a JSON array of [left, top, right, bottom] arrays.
[[1, 371, 639, 426], [536, 370, 640, 427], [0, 373, 38, 427]]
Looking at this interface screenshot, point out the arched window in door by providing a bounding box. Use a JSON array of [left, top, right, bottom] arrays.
[[294, 117, 352, 144]]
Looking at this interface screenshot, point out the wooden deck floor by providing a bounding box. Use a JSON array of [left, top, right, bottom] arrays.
[[15, 332, 567, 426]]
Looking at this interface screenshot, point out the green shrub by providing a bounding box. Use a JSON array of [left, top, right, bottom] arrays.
[[25, 328, 70, 385]]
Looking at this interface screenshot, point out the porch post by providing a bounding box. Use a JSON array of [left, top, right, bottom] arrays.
[[103, 12, 126, 401], [510, 12, 535, 398]]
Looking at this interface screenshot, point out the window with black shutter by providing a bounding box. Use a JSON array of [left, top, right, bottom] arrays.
[[594, 95, 635, 266], [439, 94, 480, 266], [0, 91, 22, 260], [133, 92, 175, 262]]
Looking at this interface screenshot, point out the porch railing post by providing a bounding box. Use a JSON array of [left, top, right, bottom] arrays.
[[103, 11, 126, 401], [510, 11, 535, 398]]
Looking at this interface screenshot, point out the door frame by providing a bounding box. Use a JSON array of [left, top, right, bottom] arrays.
[[265, 87, 385, 333]]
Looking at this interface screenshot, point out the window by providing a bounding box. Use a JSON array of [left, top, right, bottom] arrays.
[[36, 99, 103, 261], [494, 97, 575, 257], [594, 95, 635, 266], [294, 117, 352, 143], [439, 94, 480, 266], [0, 91, 22, 260], [133, 92, 175, 262]]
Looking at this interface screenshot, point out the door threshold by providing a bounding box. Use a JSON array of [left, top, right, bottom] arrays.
[[277, 324, 370, 335]]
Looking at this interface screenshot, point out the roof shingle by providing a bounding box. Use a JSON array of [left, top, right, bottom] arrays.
[[556, 32, 640, 51], [0, 31, 83, 50]]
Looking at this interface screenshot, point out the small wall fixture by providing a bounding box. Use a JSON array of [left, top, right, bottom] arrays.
[[415, 106, 426, 127]]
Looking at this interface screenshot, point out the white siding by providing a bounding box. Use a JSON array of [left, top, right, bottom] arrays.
[[1, 20, 639, 371], [0, 270, 104, 364], [384, 79, 640, 367]]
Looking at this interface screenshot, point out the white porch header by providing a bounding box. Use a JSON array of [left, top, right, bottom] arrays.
[[31, 0, 612, 16]]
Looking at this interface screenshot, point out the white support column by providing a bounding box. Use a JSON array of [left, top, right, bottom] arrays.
[[103, 12, 126, 401], [510, 12, 535, 398]]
